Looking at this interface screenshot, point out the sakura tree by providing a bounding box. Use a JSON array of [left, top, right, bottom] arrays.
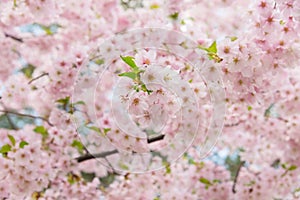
[[0, 0, 300, 199]]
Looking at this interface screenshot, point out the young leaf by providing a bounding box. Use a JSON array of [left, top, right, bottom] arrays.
[[169, 12, 179, 20], [198, 41, 217, 53], [94, 59, 104, 65], [34, 126, 48, 138], [7, 134, 16, 146], [56, 96, 70, 105], [71, 140, 84, 153], [21, 64, 36, 79], [87, 126, 101, 134], [120, 56, 139, 72], [119, 162, 129, 170], [150, 4, 160, 9], [118, 72, 137, 80], [207, 41, 217, 53], [19, 141, 29, 148], [230, 36, 238, 41], [199, 177, 212, 186], [103, 128, 111, 135], [288, 165, 297, 171], [73, 101, 85, 105], [0, 144, 12, 154]]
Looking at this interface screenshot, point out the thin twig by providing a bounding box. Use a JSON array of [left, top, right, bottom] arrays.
[[77, 134, 166, 163], [224, 120, 245, 127], [4, 32, 23, 43], [76, 149, 118, 163], [0, 110, 53, 126], [28, 72, 49, 84], [232, 161, 245, 193]]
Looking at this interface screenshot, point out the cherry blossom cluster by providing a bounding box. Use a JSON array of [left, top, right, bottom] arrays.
[[0, 0, 300, 199]]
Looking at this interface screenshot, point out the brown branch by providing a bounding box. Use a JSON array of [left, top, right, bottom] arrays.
[[77, 134, 166, 163], [224, 120, 245, 128], [76, 149, 118, 163], [147, 134, 165, 143], [0, 110, 53, 127], [4, 32, 23, 43], [232, 161, 245, 193], [28, 72, 49, 84]]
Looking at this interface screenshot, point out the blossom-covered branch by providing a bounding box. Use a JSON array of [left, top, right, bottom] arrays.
[[0, 109, 53, 126]]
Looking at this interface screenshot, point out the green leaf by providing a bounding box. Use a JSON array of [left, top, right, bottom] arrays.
[[288, 165, 297, 171], [150, 4, 160, 9], [282, 163, 287, 169], [33, 23, 61, 35], [118, 72, 137, 80], [244, 180, 256, 186], [294, 187, 300, 194], [212, 179, 221, 183], [0, 144, 12, 154], [199, 177, 212, 185], [19, 141, 29, 148], [87, 126, 101, 133], [99, 172, 116, 187], [81, 171, 96, 182], [71, 140, 84, 153], [141, 84, 153, 94], [169, 12, 179, 20], [247, 106, 252, 111], [56, 96, 75, 113], [230, 36, 238, 42], [67, 173, 80, 185], [56, 96, 70, 105], [163, 161, 171, 174], [7, 134, 16, 146], [21, 64, 36, 79], [119, 162, 129, 170], [74, 101, 85, 105], [34, 126, 48, 138], [198, 41, 222, 62], [120, 56, 139, 72], [94, 59, 104, 65], [199, 41, 217, 54], [103, 128, 111, 135], [207, 41, 217, 53]]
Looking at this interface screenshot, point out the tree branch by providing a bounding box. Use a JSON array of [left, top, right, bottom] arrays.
[[28, 72, 49, 84], [0, 110, 53, 127], [77, 134, 166, 163], [232, 161, 245, 193], [147, 134, 165, 143], [76, 149, 118, 163], [224, 120, 245, 128], [4, 32, 23, 43]]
